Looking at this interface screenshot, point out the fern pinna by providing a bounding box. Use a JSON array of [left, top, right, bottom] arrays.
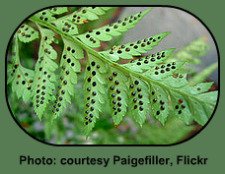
[[7, 7, 217, 135]]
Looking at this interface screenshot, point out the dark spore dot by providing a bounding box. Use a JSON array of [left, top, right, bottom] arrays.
[[87, 77, 91, 82], [41, 92, 45, 95], [114, 112, 118, 115], [130, 84, 134, 88], [172, 62, 176, 65], [175, 105, 179, 109], [87, 87, 91, 91], [134, 80, 139, 85], [117, 108, 121, 112], [131, 91, 136, 96], [139, 106, 144, 111], [113, 25, 118, 29], [117, 102, 122, 107], [160, 70, 165, 74], [137, 62, 141, 66], [171, 66, 176, 69], [113, 106, 116, 110], [67, 47, 71, 51], [71, 63, 75, 67], [112, 100, 116, 104], [178, 99, 183, 104], [181, 105, 186, 109], [86, 34, 90, 38], [116, 89, 121, 94], [89, 113, 93, 118], [151, 91, 155, 95], [36, 90, 40, 93], [111, 93, 116, 98], [161, 65, 165, 68], [137, 87, 141, 92], [166, 68, 170, 72], [125, 48, 130, 52], [155, 71, 159, 75], [153, 39, 156, 42], [156, 111, 160, 115], [110, 86, 115, 90], [144, 60, 148, 64], [106, 28, 110, 32], [87, 97, 90, 100], [39, 67, 43, 71], [65, 58, 72, 64], [91, 61, 96, 66], [117, 50, 122, 54], [178, 110, 182, 114], [85, 110, 89, 114], [90, 107, 94, 111], [96, 31, 100, 35], [109, 51, 114, 54], [66, 71, 70, 75], [92, 91, 97, 96], [139, 101, 143, 105], [138, 58, 143, 61], [138, 94, 143, 99], [117, 96, 122, 101], [61, 90, 65, 95], [134, 105, 138, 109], [151, 58, 155, 62], [96, 65, 100, 69], [113, 72, 117, 76], [92, 82, 97, 86], [59, 97, 63, 101], [58, 103, 61, 107], [92, 71, 96, 76], [91, 99, 95, 104], [160, 106, 165, 110], [22, 81, 26, 85], [133, 98, 137, 103], [115, 80, 119, 85], [141, 43, 146, 47], [87, 66, 91, 71], [153, 99, 157, 103], [167, 63, 171, 67], [160, 100, 165, 105], [63, 80, 67, 85], [85, 122, 88, 125], [109, 76, 113, 81], [44, 71, 47, 75], [134, 45, 138, 49]]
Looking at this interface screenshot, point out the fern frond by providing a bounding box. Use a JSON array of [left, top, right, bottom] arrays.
[[51, 7, 113, 36], [7, 36, 34, 102], [31, 7, 68, 22], [100, 32, 169, 61], [17, 23, 39, 43], [52, 39, 84, 118], [76, 8, 152, 48], [83, 54, 108, 134], [32, 27, 58, 119]]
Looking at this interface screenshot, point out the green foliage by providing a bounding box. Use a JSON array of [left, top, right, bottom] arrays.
[[7, 7, 217, 138]]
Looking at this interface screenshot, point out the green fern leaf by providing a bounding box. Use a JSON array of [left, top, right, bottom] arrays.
[[123, 48, 175, 72], [32, 27, 58, 119], [83, 54, 108, 134], [76, 8, 152, 48], [100, 32, 169, 61], [52, 7, 113, 36], [32, 7, 68, 22], [52, 39, 83, 118], [7, 36, 34, 102], [17, 23, 39, 43]]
